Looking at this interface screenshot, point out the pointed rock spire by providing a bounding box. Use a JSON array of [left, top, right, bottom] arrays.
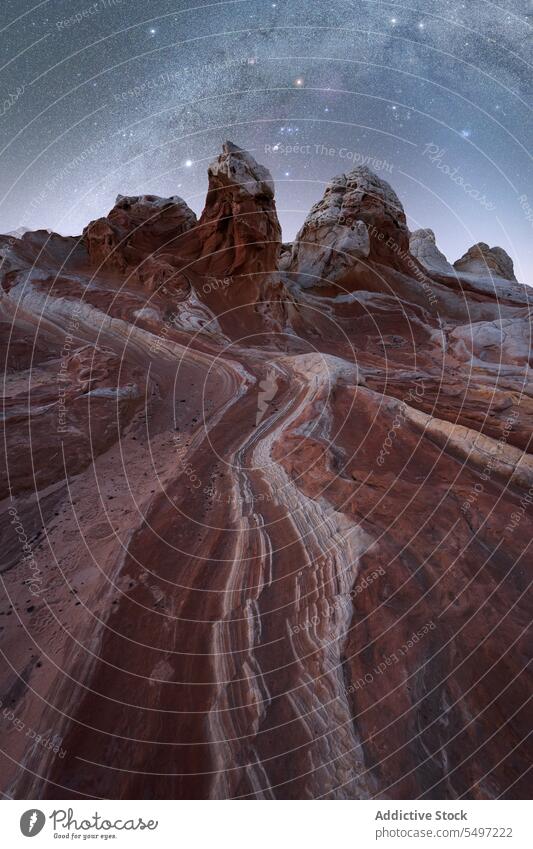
[[197, 141, 281, 276], [409, 228, 454, 274]]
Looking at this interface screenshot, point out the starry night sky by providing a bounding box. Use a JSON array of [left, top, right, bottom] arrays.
[[0, 0, 531, 279]]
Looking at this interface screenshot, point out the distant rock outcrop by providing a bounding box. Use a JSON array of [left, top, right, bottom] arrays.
[[409, 228, 454, 274], [7, 226, 30, 240], [287, 166, 410, 285], [1, 141, 531, 803], [454, 242, 517, 282], [197, 140, 281, 276]]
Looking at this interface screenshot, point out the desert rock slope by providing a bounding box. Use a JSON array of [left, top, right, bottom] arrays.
[[0, 142, 531, 800]]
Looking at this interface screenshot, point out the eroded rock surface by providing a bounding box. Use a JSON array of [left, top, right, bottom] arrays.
[[454, 242, 518, 282], [288, 166, 410, 286], [0, 144, 531, 801], [197, 140, 281, 276], [410, 228, 454, 274], [83, 194, 198, 289]]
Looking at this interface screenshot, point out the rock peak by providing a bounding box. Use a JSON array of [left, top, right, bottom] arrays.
[[206, 140, 275, 199], [409, 228, 454, 274], [287, 164, 410, 285], [221, 139, 242, 155], [83, 192, 197, 287], [196, 141, 281, 274], [454, 242, 517, 282]]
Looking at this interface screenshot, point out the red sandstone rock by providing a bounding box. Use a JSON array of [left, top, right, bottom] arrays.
[[0, 144, 531, 801], [83, 193, 198, 287]]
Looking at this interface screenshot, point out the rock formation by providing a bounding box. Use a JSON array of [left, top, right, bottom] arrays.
[[0, 142, 531, 801], [409, 227, 455, 274], [83, 193, 198, 289], [454, 241, 518, 281], [287, 166, 410, 286], [197, 140, 281, 276]]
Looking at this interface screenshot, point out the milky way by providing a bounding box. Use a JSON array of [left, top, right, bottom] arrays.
[[0, 0, 531, 278]]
